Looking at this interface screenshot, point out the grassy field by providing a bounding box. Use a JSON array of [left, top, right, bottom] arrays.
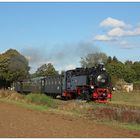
[[111, 91, 140, 107]]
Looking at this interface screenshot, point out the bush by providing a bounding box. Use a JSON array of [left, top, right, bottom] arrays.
[[6, 92, 25, 101], [0, 89, 11, 98], [133, 81, 140, 90], [25, 93, 56, 108], [0, 90, 24, 101]]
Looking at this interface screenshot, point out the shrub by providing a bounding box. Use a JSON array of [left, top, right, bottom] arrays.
[[0, 89, 11, 98], [6, 92, 25, 101], [133, 81, 140, 90]]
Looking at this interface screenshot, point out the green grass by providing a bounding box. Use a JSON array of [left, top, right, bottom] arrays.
[[98, 120, 140, 131], [25, 93, 56, 108], [0, 98, 48, 111], [0, 90, 57, 111], [111, 91, 140, 107]]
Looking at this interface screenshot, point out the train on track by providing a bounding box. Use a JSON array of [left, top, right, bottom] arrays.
[[14, 63, 114, 102]]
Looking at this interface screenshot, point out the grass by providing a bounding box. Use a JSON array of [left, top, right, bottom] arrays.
[[0, 90, 57, 111], [111, 91, 140, 107], [98, 120, 140, 131], [0, 98, 48, 111], [25, 93, 56, 108]]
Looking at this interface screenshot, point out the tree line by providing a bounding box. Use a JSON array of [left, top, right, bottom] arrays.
[[0, 49, 139, 88], [81, 53, 140, 84]]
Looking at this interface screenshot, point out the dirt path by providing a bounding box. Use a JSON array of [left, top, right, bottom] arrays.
[[0, 102, 139, 138]]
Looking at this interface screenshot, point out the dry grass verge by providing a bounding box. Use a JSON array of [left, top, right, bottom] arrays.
[[0, 90, 56, 108]]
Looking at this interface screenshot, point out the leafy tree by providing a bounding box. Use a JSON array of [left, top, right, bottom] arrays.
[[80, 52, 108, 68], [132, 61, 140, 81], [112, 56, 118, 63], [106, 62, 124, 79], [123, 65, 136, 82], [107, 56, 112, 64], [106, 60, 136, 83], [61, 70, 65, 75], [35, 63, 58, 77], [125, 60, 133, 66], [0, 49, 30, 88]]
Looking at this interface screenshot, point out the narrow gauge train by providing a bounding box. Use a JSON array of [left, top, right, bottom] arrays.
[[14, 63, 113, 102]]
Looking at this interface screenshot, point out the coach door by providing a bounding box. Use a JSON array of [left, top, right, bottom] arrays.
[[41, 78, 45, 93]]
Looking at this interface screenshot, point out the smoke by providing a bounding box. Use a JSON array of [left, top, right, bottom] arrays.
[[21, 41, 100, 73], [48, 41, 100, 64], [21, 47, 47, 64]]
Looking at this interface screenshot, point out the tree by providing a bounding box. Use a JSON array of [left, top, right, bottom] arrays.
[[106, 62, 124, 80], [61, 70, 65, 75], [0, 49, 30, 88], [35, 63, 58, 77], [107, 56, 112, 64], [106, 60, 136, 83], [80, 52, 108, 68], [132, 61, 140, 81], [125, 60, 133, 66], [112, 56, 118, 63], [123, 65, 136, 83]]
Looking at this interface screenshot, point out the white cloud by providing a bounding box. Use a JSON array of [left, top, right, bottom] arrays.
[[118, 41, 137, 49], [94, 17, 139, 41], [100, 17, 127, 28], [129, 27, 140, 36], [108, 27, 140, 37], [108, 27, 125, 37], [65, 64, 76, 70], [94, 18, 140, 41], [94, 34, 113, 41], [94, 17, 140, 50], [56, 64, 77, 73], [137, 22, 140, 27]]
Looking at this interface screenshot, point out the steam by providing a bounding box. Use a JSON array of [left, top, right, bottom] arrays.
[[21, 41, 100, 73]]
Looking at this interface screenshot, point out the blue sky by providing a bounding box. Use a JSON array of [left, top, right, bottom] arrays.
[[0, 2, 140, 73]]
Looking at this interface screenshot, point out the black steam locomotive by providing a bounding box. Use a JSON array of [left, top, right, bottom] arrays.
[[14, 63, 113, 102]]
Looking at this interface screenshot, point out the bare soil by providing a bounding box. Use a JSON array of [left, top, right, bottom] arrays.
[[0, 102, 140, 138]]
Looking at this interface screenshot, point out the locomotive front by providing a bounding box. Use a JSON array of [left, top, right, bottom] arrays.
[[90, 63, 112, 102]]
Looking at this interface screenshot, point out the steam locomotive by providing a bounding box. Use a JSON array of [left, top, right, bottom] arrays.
[[14, 63, 113, 102]]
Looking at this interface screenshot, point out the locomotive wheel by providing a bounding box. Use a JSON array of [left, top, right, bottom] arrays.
[[52, 95, 56, 99], [77, 90, 91, 101], [61, 96, 68, 101], [84, 91, 91, 101]]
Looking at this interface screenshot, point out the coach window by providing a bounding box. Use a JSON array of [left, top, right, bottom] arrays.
[[42, 80, 45, 86]]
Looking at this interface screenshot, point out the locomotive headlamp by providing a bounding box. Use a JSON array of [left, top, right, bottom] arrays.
[[90, 85, 94, 89], [97, 75, 105, 83], [113, 87, 116, 91]]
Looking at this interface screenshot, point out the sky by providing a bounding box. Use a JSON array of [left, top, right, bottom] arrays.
[[0, 2, 140, 73]]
